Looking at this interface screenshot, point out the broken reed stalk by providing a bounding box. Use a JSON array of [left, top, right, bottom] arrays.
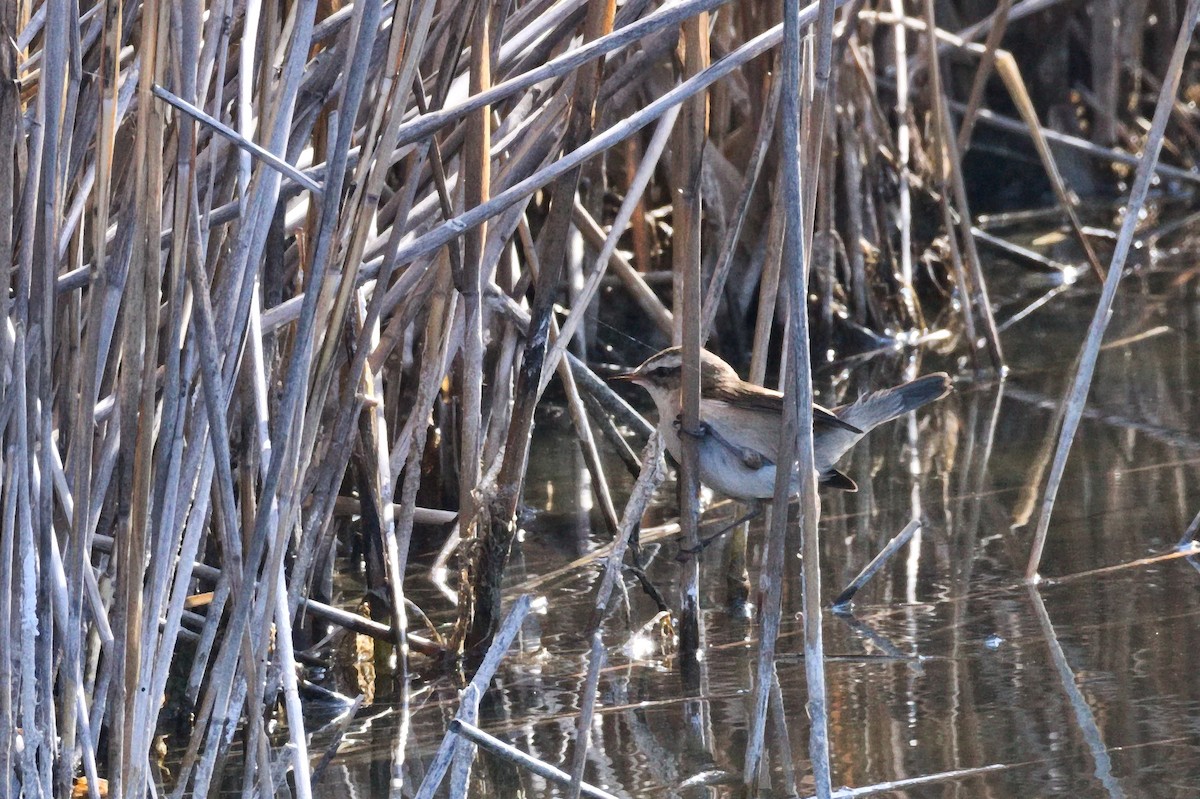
[[955, 0, 1013, 151], [414, 595, 533, 799], [308, 695, 366, 787], [990, 54, 1106, 281], [750, 186, 788, 380], [590, 437, 668, 628], [450, 719, 621, 799], [1026, 0, 1200, 580], [567, 633, 607, 799], [832, 520, 921, 610]]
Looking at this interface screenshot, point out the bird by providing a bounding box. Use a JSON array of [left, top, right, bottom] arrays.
[[614, 346, 951, 504]]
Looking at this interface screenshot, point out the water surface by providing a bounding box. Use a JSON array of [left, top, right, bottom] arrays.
[[304, 230, 1200, 798]]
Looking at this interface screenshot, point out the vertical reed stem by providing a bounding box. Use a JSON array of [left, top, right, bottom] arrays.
[[674, 5, 710, 679]]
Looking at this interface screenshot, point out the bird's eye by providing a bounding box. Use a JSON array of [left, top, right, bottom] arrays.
[[652, 366, 670, 377]]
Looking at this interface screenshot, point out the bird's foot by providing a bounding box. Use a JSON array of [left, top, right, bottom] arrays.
[[675, 527, 745, 562], [672, 414, 711, 440], [675, 533, 722, 562], [675, 502, 765, 562]]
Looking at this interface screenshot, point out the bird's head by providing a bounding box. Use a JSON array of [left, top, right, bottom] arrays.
[[613, 346, 741, 404]]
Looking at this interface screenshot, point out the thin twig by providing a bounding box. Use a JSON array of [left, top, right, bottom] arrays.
[[449, 719, 622, 799]]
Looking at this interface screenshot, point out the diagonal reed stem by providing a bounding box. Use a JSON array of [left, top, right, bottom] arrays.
[[1026, 0, 1200, 580]]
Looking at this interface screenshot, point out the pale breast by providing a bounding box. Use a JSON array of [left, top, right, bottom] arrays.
[[656, 414, 784, 500]]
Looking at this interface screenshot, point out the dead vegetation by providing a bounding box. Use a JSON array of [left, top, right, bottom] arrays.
[[2, 0, 1199, 795]]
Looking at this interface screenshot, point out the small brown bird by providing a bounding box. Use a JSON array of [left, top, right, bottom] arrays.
[[615, 347, 951, 500]]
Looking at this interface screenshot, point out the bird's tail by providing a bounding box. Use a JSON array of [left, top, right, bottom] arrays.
[[833, 373, 952, 433]]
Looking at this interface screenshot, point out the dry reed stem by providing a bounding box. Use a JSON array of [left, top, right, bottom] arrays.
[[921, 0, 1005, 372], [3, 0, 1192, 794], [449, 719, 622, 799], [415, 594, 533, 799], [700, 70, 782, 343], [832, 519, 921, 609], [799, 5, 838, 795], [955, 0, 1014, 151], [745, 0, 835, 794], [673, 3, 709, 674], [447, 0, 493, 676], [1027, 0, 1200, 579], [465, 0, 616, 651], [568, 632, 607, 799], [991, 53, 1106, 280], [555, 331, 624, 538], [888, 0, 919, 325]]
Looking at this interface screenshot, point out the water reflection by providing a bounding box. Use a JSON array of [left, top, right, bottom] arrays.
[[300, 252, 1200, 798]]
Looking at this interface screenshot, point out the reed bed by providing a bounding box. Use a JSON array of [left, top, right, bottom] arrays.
[[2, 0, 1198, 796]]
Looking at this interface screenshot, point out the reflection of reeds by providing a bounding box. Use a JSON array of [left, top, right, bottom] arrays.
[[5, 0, 1199, 795]]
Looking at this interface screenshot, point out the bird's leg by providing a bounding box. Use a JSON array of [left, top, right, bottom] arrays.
[[676, 501, 763, 560], [673, 415, 768, 470]]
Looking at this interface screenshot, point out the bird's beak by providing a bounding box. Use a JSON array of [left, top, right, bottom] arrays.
[[610, 370, 640, 384]]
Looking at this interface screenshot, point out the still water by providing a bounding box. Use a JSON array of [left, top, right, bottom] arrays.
[[305, 231, 1200, 797]]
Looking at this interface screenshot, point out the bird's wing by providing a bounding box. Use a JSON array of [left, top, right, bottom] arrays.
[[720, 383, 861, 433], [700, 399, 783, 465], [815, 402, 862, 433], [699, 397, 863, 473]]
